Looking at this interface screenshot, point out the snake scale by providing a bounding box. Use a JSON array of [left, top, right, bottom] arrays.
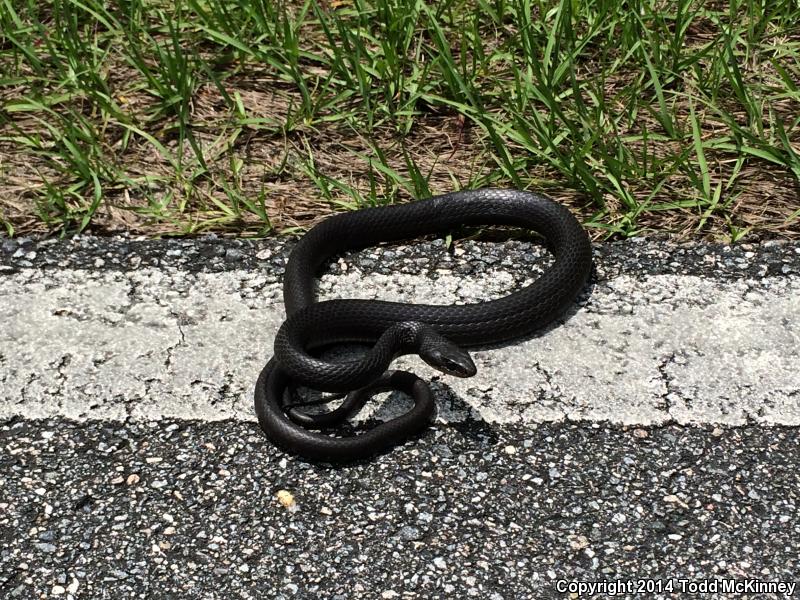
[[254, 189, 592, 462]]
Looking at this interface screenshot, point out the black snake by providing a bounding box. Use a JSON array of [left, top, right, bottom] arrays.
[[254, 189, 592, 462]]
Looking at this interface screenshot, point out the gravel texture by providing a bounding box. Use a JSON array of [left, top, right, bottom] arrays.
[[1, 418, 799, 599], [1, 233, 799, 280]]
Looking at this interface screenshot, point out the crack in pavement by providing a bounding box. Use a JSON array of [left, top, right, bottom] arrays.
[[656, 352, 679, 420], [529, 360, 571, 420], [17, 373, 37, 406], [53, 354, 72, 401], [164, 311, 188, 370]]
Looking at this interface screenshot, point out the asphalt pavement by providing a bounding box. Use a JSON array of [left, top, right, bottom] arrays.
[[1, 234, 799, 599]]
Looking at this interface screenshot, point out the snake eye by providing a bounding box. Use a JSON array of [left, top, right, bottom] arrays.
[[415, 326, 477, 378], [421, 346, 477, 378], [440, 353, 477, 377]]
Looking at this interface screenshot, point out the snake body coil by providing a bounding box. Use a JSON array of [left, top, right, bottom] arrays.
[[254, 189, 592, 462]]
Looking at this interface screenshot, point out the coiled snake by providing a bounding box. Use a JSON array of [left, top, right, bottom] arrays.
[[254, 189, 592, 462]]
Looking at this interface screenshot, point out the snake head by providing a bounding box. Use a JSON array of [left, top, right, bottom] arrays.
[[418, 333, 477, 378]]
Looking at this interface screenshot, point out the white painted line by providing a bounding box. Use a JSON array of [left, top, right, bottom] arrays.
[[2, 267, 799, 425]]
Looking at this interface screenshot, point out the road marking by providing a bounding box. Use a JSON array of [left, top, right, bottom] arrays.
[[2, 266, 798, 425]]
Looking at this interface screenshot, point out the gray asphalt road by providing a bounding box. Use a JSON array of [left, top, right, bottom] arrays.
[[2, 235, 799, 599], [2, 419, 799, 599]]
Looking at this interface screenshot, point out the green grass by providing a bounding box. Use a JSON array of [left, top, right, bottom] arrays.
[[0, 0, 798, 239]]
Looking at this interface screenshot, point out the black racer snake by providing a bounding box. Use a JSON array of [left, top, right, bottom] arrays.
[[254, 188, 592, 462]]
